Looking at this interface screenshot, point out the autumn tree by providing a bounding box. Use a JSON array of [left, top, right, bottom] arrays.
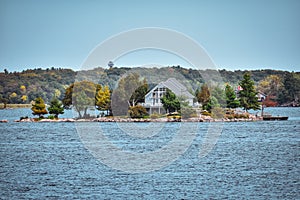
[[95, 85, 111, 115], [48, 97, 64, 118], [31, 97, 48, 118], [258, 75, 283, 106], [225, 84, 240, 109], [196, 84, 211, 110], [9, 92, 18, 104], [128, 105, 148, 118], [20, 85, 26, 94], [238, 72, 260, 111], [161, 88, 180, 113]]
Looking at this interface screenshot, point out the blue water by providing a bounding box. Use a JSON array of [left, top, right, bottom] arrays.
[[0, 107, 299, 199]]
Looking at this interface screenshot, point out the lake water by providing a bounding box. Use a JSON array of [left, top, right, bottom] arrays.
[[0, 107, 299, 199]]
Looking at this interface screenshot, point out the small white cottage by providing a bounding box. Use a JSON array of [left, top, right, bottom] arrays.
[[142, 78, 194, 114]]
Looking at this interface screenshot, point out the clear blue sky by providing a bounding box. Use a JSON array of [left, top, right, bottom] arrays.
[[0, 0, 299, 72]]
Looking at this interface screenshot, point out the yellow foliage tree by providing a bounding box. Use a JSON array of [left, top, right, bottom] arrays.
[[95, 85, 111, 113], [31, 97, 48, 118], [20, 85, 26, 93], [21, 95, 27, 102]]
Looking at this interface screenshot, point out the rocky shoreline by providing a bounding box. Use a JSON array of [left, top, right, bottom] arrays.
[[2, 114, 262, 123]]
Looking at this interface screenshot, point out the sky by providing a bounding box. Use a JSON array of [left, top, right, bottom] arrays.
[[0, 0, 299, 72]]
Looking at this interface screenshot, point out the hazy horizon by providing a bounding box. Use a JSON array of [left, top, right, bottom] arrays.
[[2, 64, 299, 73]]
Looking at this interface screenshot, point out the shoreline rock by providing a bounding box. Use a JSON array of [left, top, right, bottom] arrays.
[[13, 115, 262, 123]]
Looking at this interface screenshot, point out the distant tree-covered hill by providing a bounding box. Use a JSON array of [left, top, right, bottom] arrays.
[[0, 68, 76, 104], [0, 66, 299, 106]]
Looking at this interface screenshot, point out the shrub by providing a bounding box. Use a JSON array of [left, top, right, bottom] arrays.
[[201, 110, 211, 116], [150, 112, 161, 119], [128, 105, 148, 118], [181, 107, 197, 119], [47, 115, 55, 120], [211, 107, 225, 119]]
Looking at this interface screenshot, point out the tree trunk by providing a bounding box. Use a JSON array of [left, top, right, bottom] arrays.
[[78, 110, 82, 118], [84, 107, 88, 118]]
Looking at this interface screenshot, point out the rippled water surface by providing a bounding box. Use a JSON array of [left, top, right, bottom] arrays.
[[0, 107, 299, 199]]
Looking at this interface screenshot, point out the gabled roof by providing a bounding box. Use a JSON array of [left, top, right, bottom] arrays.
[[146, 78, 194, 99]]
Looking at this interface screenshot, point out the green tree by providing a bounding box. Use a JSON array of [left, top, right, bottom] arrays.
[[203, 96, 219, 112], [63, 81, 98, 118], [225, 84, 240, 109], [278, 72, 300, 105], [48, 97, 64, 118], [111, 73, 148, 116], [161, 88, 181, 113], [0, 95, 8, 108], [31, 97, 48, 118], [128, 105, 148, 118], [130, 78, 148, 106], [62, 84, 73, 109], [238, 72, 260, 111], [212, 86, 226, 107]]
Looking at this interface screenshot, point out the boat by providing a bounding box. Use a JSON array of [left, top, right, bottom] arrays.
[[262, 114, 288, 121], [260, 104, 288, 121]]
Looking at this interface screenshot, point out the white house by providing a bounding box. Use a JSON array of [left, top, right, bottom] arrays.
[[142, 78, 194, 114], [257, 92, 267, 102]]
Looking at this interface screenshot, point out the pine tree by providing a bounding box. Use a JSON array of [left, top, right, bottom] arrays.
[[225, 84, 240, 109], [48, 97, 64, 118], [238, 72, 260, 111], [31, 97, 48, 118]]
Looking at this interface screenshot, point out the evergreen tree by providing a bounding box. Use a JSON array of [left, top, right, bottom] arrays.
[[238, 73, 260, 111], [225, 84, 240, 109], [31, 97, 48, 118], [161, 88, 181, 113], [48, 97, 64, 118]]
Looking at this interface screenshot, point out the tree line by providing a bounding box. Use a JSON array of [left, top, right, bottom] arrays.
[[1, 66, 299, 109]]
